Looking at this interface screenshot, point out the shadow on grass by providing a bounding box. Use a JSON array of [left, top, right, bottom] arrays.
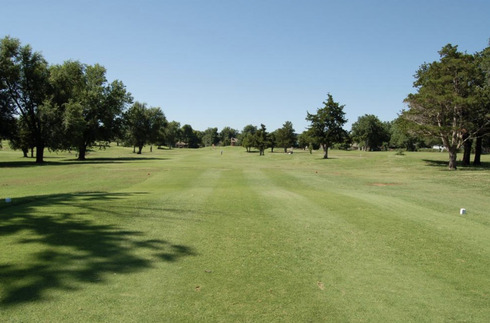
[[422, 159, 490, 170], [0, 192, 196, 307], [0, 157, 168, 168]]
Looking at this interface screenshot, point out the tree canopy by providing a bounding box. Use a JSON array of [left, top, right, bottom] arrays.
[[403, 44, 487, 169], [124, 102, 167, 154], [52, 61, 132, 159], [351, 114, 390, 151], [306, 94, 347, 159], [275, 121, 296, 153], [0, 36, 51, 163]]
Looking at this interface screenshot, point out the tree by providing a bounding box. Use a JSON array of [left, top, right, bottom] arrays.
[[180, 124, 200, 148], [241, 133, 255, 152], [298, 129, 318, 153], [306, 93, 348, 159], [269, 130, 277, 152], [147, 107, 168, 151], [404, 44, 485, 169], [472, 44, 490, 165], [350, 114, 390, 151], [124, 102, 167, 154], [389, 116, 428, 151], [202, 127, 219, 147], [0, 84, 16, 140], [0, 36, 51, 163], [164, 121, 181, 148], [52, 61, 132, 160], [276, 121, 296, 153], [219, 126, 239, 146], [240, 124, 257, 152], [255, 124, 269, 156]]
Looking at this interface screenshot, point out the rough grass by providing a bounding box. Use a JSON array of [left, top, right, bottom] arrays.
[[0, 145, 489, 322]]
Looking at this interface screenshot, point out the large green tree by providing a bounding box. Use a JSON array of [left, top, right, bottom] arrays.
[[276, 121, 296, 153], [53, 61, 132, 160], [124, 102, 167, 154], [404, 44, 485, 169], [0, 36, 52, 163], [472, 45, 490, 165], [350, 114, 390, 151], [306, 94, 348, 159]]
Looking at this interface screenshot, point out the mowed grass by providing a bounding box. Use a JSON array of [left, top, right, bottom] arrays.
[[0, 144, 489, 322]]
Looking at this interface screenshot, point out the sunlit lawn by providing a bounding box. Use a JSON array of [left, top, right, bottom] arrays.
[[1, 144, 489, 322]]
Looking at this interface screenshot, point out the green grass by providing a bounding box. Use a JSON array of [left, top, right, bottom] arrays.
[[1, 145, 489, 322]]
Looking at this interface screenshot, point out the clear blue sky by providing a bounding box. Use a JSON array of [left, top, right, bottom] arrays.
[[2, 0, 489, 132]]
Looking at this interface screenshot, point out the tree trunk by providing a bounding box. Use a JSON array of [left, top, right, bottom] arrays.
[[462, 136, 472, 166], [322, 144, 329, 159], [22, 148, 28, 158], [137, 145, 143, 154], [473, 136, 482, 166], [78, 145, 87, 160], [35, 145, 44, 163], [448, 148, 458, 170], [150, 145, 153, 152]]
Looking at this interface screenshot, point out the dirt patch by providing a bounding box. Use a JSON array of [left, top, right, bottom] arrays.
[[317, 281, 325, 290]]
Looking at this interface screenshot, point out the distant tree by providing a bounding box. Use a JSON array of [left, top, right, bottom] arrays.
[[255, 124, 269, 156], [180, 124, 200, 148], [389, 116, 427, 151], [276, 121, 296, 153], [298, 129, 319, 152], [219, 126, 239, 146], [147, 107, 168, 151], [306, 94, 348, 159], [194, 129, 204, 147], [202, 127, 219, 147], [333, 133, 353, 150], [240, 124, 257, 139], [8, 117, 34, 157], [350, 114, 390, 151], [404, 44, 485, 169], [164, 121, 181, 149], [0, 36, 51, 163], [269, 130, 277, 152], [124, 102, 167, 154], [241, 133, 255, 152], [240, 124, 257, 152]]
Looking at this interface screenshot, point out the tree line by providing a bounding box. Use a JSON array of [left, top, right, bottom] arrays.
[[1, 36, 489, 169]]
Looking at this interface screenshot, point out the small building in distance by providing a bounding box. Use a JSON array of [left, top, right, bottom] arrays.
[[176, 141, 188, 148]]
